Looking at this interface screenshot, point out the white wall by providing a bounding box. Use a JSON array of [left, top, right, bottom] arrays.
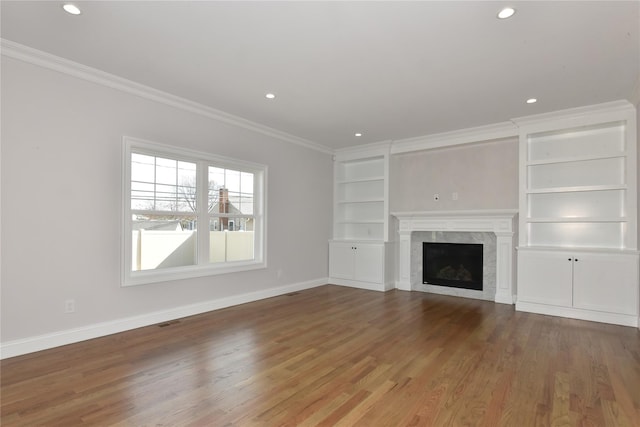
[[1, 57, 332, 348], [389, 138, 518, 212]]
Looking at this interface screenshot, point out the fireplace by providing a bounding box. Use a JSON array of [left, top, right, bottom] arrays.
[[393, 210, 517, 304], [423, 242, 483, 291]]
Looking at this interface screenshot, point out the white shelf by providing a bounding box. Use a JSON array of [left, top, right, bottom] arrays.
[[526, 184, 627, 194], [527, 222, 624, 249], [337, 220, 384, 224], [525, 217, 627, 223], [527, 152, 625, 166], [526, 120, 625, 162], [332, 236, 382, 242], [528, 157, 624, 190], [336, 198, 384, 204], [517, 246, 639, 255], [337, 176, 384, 184], [336, 157, 385, 182]]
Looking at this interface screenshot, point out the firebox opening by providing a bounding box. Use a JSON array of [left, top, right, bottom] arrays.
[[423, 242, 483, 291]]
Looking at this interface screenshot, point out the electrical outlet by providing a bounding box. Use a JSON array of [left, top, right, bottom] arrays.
[[452, 192, 458, 200], [433, 193, 440, 201], [64, 299, 75, 313]]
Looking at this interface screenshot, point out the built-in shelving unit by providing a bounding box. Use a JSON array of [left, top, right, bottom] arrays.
[[333, 152, 388, 241], [329, 142, 393, 292], [514, 101, 639, 327], [521, 119, 631, 249]]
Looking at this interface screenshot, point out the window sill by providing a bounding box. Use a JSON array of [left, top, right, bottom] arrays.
[[122, 260, 267, 287]]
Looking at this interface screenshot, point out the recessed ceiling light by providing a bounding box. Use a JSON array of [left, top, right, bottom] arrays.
[[265, 93, 276, 100], [526, 98, 537, 104], [497, 7, 515, 19], [355, 133, 362, 137], [63, 3, 82, 15]]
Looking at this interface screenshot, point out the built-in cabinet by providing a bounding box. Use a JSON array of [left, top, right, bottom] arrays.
[[515, 101, 639, 326], [518, 249, 638, 321], [329, 241, 391, 288], [329, 143, 393, 291]]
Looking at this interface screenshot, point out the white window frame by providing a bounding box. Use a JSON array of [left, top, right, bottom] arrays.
[[122, 136, 267, 286]]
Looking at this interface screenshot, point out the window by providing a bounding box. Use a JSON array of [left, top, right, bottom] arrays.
[[123, 137, 266, 286]]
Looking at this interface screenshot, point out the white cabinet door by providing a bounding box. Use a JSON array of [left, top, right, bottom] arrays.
[[329, 242, 355, 279], [353, 243, 384, 284], [517, 250, 573, 307], [573, 253, 639, 316]]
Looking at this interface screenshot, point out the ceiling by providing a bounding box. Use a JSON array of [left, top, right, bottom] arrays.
[[2, 1, 639, 151]]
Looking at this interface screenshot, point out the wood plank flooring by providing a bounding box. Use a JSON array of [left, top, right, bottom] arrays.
[[2, 285, 639, 426]]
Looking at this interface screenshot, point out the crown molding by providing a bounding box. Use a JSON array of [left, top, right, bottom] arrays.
[[511, 100, 635, 130], [390, 100, 636, 155], [1, 39, 334, 155], [334, 139, 392, 161], [390, 121, 517, 154]]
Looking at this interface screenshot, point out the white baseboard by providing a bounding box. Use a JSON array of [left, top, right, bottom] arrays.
[[516, 301, 639, 328], [0, 278, 328, 360], [394, 280, 412, 291], [494, 294, 515, 305], [328, 277, 393, 292]]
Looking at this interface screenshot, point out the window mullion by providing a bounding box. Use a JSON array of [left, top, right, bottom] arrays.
[[153, 156, 157, 211], [197, 161, 209, 265], [254, 171, 264, 261], [174, 159, 179, 211]]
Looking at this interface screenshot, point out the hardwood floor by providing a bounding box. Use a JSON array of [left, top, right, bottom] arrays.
[[2, 285, 639, 426]]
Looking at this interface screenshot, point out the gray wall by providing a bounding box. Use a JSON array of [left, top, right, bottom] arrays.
[[1, 57, 333, 343], [390, 138, 518, 212]]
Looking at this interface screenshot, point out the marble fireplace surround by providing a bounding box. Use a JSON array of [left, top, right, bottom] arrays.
[[392, 210, 518, 304]]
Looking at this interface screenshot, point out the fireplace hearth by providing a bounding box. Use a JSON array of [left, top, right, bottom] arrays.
[[423, 242, 483, 291]]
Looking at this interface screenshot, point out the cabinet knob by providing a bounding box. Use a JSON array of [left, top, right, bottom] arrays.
[[575, 258, 578, 262], [568, 258, 572, 261]]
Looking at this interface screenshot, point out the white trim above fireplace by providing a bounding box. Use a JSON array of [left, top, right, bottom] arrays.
[[392, 210, 518, 304]]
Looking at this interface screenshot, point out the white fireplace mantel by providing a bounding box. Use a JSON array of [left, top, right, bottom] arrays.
[[392, 210, 518, 304]]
